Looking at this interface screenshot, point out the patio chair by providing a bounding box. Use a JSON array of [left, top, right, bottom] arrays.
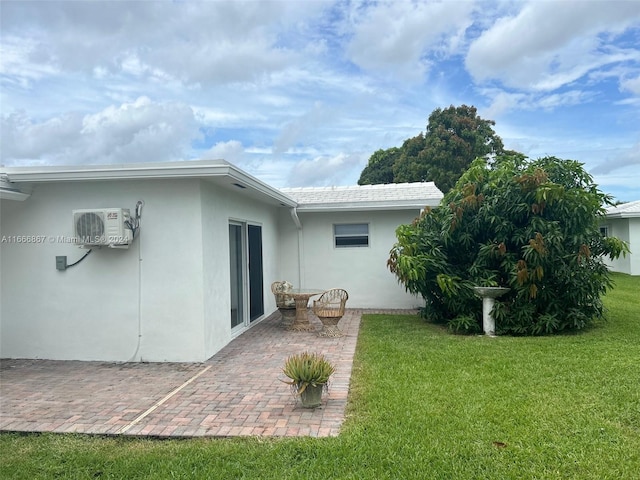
[[312, 288, 349, 337], [271, 280, 296, 326]]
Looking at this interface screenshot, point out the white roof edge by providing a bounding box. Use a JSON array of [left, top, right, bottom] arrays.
[[2, 160, 297, 207], [604, 200, 640, 219], [297, 205, 430, 213], [280, 182, 444, 212], [296, 200, 441, 212], [280, 181, 440, 191], [3, 160, 229, 181], [605, 211, 640, 219]]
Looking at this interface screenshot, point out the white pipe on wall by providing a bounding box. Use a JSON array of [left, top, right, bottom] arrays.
[[290, 207, 304, 288]]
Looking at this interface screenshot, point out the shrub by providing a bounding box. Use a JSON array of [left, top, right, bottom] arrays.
[[388, 154, 629, 334]]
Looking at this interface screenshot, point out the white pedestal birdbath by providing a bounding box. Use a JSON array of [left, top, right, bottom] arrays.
[[472, 287, 510, 336]]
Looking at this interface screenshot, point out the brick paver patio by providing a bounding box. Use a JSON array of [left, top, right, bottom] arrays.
[[1, 309, 413, 438]]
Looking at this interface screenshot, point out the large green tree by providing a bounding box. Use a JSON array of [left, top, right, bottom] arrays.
[[357, 147, 401, 185], [388, 154, 628, 335], [359, 105, 504, 193]]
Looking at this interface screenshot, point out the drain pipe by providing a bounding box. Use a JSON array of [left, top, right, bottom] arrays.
[[290, 207, 304, 287]]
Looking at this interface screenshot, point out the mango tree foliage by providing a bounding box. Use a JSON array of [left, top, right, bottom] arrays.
[[388, 154, 629, 335]]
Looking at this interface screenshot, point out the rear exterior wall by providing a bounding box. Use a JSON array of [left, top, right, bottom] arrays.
[[278, 209, 422, 309], [0, 179, 282, 362]]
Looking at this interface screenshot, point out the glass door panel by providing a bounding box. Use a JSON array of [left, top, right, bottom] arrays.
[[248, 224, 264, 322], [229, 223, 244, 329]]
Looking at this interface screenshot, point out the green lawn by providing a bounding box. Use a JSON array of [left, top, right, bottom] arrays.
[[2, 273, 639, 479]]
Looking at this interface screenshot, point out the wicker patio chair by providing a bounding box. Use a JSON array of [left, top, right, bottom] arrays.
[[271, 280, 296, 325], [312, 288, 349, 337]]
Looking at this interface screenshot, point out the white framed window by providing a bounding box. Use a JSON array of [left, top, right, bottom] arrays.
[[334, 223, 369, 248], [600, 225, 609, 237]]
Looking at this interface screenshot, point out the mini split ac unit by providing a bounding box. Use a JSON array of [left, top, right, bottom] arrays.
[[72, 208, 133, 248]]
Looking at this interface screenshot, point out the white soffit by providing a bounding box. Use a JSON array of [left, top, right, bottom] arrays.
[[0, 188, 31, 201], [0, 176, 30, 201]]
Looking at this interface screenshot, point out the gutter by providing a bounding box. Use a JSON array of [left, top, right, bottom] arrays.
[[290, 206, 302, 230], [290, 207, 305, 288]]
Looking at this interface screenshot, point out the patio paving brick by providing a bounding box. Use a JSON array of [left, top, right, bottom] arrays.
[[1, 309, 415, 438]]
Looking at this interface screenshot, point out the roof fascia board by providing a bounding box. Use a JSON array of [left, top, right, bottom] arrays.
[[605, 212, 640, 219], [296, 202, 439, 213], [3, 162, 297, 207], [4, 162, 231, 182]]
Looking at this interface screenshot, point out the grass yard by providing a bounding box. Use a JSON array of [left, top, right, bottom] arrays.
[[1, 273, 639, 479]]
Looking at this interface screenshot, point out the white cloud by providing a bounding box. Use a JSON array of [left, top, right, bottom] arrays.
[[483, 90, 529, 117], [1, 97, 200, 165], [1, 111, 83, 161], [591, 142, 640, 175], [286, 152, 367, 187], [0, 36, 60, 87], [620, 75, 640, 95], [466, 1, 640, 91], [592, 164, 640, 202], [193, 105, 265, 126], [482, 88, 590, 117], [273, 102, 341, 155], [0, 1, 325, 87], [346, 0, 474, 80], [200, 140, 246, 164], [535, 90, 592, 110]]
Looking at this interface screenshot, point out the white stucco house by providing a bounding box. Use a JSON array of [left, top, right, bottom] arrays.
[[0, 160, 443, 362], [601, 200, 640, 276]]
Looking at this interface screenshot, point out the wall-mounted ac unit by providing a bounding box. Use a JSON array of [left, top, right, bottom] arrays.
[[72, 208, 133, 248]]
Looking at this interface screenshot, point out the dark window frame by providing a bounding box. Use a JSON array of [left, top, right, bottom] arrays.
[[334, 223, 369, 248]]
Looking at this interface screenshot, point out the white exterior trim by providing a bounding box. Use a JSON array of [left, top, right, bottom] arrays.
[[3, 160, 297, 208], [605, 200, 640, 219]]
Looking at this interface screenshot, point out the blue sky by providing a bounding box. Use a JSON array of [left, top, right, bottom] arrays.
[[2, 0, 639, 201]]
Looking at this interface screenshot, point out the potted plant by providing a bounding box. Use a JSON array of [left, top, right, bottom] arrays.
[[281, 351, 335, 408]]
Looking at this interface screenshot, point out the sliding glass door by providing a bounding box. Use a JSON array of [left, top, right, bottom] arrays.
[[229, 222, 264, 332]]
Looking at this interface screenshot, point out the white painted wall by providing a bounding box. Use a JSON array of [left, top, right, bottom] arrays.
[[199, 180, 280, 359], [0, 178, 284, 363], [599, 217, 640, 275], [0, 180, 209, 361], [279, 209, 423, 309], [631, 218, 640, 276]]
